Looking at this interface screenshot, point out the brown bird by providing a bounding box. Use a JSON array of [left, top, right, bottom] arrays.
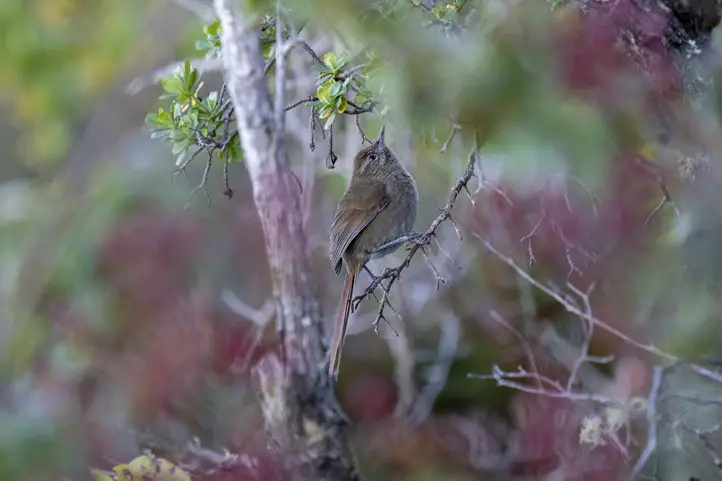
[[328, 126, 419, 377]]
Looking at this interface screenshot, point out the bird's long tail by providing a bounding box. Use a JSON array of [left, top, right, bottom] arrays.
[[329, 272, 356, 377]]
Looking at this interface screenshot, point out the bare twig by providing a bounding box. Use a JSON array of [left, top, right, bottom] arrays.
[[468, 231, 722, 385], [326, 124, 338, 168], [566, 282, 597, 392], [285, 96, 317, 111], [298, 39, 325, 66], [488, 310, 543, 390], [185, 437, 239, 467], [633, 156, 681, 227], [186, 151, 214, 208], [221, 290, 274, 327], [691, 424, 722, 472], [356, 114, 371, 143], [126, 58, 223, 95], [170, 0, 215, 20], [632, 365, 665, 476], [274, 4, 286, 141], [468, 365, 621, 404], [407, 313, 460, 424], [438, 122, 461, 154]]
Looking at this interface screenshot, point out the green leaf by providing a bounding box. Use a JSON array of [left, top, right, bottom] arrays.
[[187, 68, 198, 92], [172, 102, 183, 119], [317, 80, 335, 103], [206, 90, 218, 111], [195, 39, 210, 52], [172, 140, 189, 155], [323, 52, 338, 68], [184, 60, 191, 83], [159, 76, 184, 95], [227, 136, 244, 163], [335, 54, 349, 71], [149, 130, 171, 140], [203, 19, 221, 37], [329, 81, 342, 97], [145, 109, 173, 128], [336, 98, 348, 114], [176, 151, 188, 166], [324, 112, 337, 130]]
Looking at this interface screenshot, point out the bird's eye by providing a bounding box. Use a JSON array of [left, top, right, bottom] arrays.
[[368, 154, 378, 162]]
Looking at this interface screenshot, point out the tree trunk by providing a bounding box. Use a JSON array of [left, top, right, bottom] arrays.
[[214, 1, 362, 480]]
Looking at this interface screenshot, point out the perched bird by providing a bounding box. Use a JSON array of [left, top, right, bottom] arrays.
[[328, 126, 418, 377]]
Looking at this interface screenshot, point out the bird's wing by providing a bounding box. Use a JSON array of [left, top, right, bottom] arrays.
[[330, 178, 390, 274]]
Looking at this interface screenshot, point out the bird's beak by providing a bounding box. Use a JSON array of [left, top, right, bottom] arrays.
[[377, 125, 386, 150]]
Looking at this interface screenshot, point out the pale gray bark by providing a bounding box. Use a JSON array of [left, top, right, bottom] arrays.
[[213, 1, 362, 479]]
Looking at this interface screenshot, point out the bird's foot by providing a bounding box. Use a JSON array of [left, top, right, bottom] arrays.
[[352, 266, 396, 311], [368, 231, 424, 255]]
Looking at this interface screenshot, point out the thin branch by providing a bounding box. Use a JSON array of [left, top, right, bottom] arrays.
[[407, 313, 461, 424], [566, 282, 597, 392], [222, 149, 233, 198], [221, 289, 274, 327], [285, 96, 317, 111], [632, 365, 665, 476], [438, 122, 461, 154], [468, 365, 621, 404], [488, 310, 543, 390], [345, 100, 377, 115], [186, 151, 213, 208], [468, 230, 722, 385], [633, 156, 681, 227], [298, 39, 325, 66], [126, 58, 223, 95], [170, 0, 215, 20], [274, 3, 286, 141], [356, 114, 371, 143], [691, 424, 722, 472], [326, 124, 338, 168]]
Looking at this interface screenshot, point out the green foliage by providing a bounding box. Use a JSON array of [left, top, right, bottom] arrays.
[[315, 77, 351, 129], [0, 0, 147, 167], [430, 1, 463, 23], [260, 14, 278, 58], [195, 18, 223, 59], [311, 51, 382, 129], [145, 60, 242, 166]]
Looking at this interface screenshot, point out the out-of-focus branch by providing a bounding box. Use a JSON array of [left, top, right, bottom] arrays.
[[631, 365, 665, 476], [214, 1, 362, 479], [221, 290, 274, 326], [126, 58, 223, 95], [468, 231, 722, 385], [468, 365, 621, 404], [170, 0, 215, 21], [407, 312, 461, 424]]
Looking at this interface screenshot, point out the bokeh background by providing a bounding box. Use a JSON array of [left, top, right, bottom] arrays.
[[4, 0, 722, 480]]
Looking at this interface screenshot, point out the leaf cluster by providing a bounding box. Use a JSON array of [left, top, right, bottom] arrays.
[[91, 454, 191, 481], [195, 19, 222, 60], [145, 60, 241, 167], [312, 51, 381, 129]]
